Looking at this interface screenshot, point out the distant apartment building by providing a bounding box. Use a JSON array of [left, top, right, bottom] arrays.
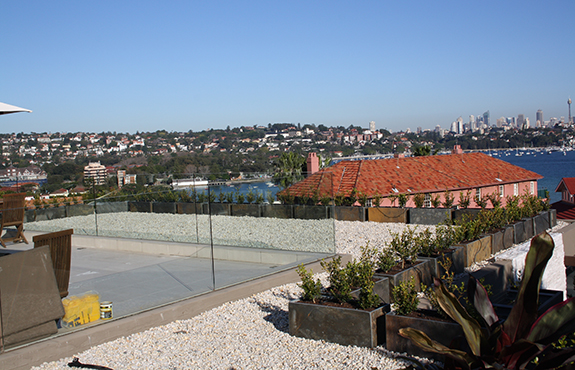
[[117, 170, 137, 188], [84, 161, 107, 186]]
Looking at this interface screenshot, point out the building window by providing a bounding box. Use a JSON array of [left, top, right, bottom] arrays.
[[499, 185, 504, 197], [514, 183, 519, 196], [366, 199, 373, 207], [530, 181, 534, 195], [475, 188, 481, 200], [424, 193, 431, 208]]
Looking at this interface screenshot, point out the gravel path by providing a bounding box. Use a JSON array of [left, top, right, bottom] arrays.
[[30, 218, 423, 370]]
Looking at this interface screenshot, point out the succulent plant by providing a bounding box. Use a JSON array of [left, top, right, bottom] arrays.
[[399, 232, 575, 370]]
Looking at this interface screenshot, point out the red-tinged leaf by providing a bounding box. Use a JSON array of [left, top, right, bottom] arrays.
[[498, 339, 543, 369], [468, 275, 499, 327], [503, 232, 554, 342], [399, 327, 476, 368], [527, 296, 575, 344], [434, 279, 484, 356]]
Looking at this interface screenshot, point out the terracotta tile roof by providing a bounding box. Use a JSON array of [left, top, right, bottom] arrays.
[[552, 200, 575, 220], [284, 152, 542, 197], [555, 177, 575, 195]]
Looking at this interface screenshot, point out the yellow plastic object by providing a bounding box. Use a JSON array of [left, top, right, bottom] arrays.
[[61, 291, 100, 328]]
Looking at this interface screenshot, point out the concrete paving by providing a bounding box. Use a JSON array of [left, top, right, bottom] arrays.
[[66, 247, 296, 318], [0, 230, 333, 369]]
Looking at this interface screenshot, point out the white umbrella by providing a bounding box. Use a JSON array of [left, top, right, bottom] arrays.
[[0, 102, 32, 115]]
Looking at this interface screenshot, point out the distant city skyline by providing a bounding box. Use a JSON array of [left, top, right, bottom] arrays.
[[2, 1, 574, 134]]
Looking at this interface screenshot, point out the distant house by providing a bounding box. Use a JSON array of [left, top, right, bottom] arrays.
[[555, 177, 575, 204], [282, 146, 542, 208], [551, 177, 575, 220], [50, 188, 69, 197]]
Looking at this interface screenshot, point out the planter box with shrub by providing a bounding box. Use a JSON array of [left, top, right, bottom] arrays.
[[367, 207, 407, 223], [334, 206, 365, 222], [231, 203, 261, 217], [408, 208, 452, 225], [176, 202, 203, 215], [261, 204, 293, 219], [456, 235, 492, 267], [208, 203, 231, 216], [128, 201, 152, 213], [375, 260, 433, 297], [289, 300, 389, 347], [386, 310, 466, 361], [293, 205, 330, 220]]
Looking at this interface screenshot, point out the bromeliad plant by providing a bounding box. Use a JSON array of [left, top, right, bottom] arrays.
[[399, 232, 575, 370]]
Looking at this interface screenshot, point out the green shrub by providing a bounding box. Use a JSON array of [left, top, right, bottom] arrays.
[[442, 190, 454, 208], [321, 256, 352, 303], [296, 264, 322, 303], [391, 276, 419, 316], [413, 193, 425, 208]]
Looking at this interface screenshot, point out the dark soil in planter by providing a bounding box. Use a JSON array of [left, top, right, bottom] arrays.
[[405, 309, 454, 323], [375, 260, 423, 275], [302, 296, 382, 311]]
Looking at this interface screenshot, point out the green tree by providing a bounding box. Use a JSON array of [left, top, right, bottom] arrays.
[[272, 152, 306, 189]]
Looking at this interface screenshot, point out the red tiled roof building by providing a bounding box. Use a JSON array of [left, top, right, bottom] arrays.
[[283, 149, 542, 208], [552, 177, 575, 220]]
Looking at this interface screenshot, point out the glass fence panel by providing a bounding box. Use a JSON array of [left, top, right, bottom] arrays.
[[8, 170, 339, 345]]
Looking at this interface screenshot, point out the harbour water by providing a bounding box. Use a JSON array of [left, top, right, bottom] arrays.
[[192, 180, 281, 201], [489, 149, 575, 204]]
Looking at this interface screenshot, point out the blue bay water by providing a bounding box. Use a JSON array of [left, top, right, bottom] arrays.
[[491, 149, 575, 204]]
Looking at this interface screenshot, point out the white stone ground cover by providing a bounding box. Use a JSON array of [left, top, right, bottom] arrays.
[[30, 218, 568, 369]]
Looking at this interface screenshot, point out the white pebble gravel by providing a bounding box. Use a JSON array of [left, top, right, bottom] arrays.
[[26, 213, 336, 252]]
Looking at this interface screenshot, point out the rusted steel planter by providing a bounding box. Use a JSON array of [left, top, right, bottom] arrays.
[[289, 300, 389, 347], [374, 259, 433, 296]]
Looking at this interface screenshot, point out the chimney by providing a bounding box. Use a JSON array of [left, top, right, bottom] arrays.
[[452, 145, 463, 154], [306, 152, 319, 176], [394, 153, 405, 158]]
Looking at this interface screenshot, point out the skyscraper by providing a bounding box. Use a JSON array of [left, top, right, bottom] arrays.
[[536, 109, 543, 127], [569, 98, 572, 124], [517, 114, 525, 129], [369, 121, 376, 131], [483, 111, 490, 126]]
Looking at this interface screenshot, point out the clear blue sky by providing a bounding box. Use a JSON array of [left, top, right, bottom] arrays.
[[2, 1, 574, 134]]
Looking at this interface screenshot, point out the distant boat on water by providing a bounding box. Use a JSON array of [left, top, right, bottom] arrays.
[[172, 178, 209, 189]]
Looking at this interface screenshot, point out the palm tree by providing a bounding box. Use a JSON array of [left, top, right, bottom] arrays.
[[273, 152, 306, 189]]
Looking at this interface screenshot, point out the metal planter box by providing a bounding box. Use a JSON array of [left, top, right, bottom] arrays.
[[532, 212, 550, 235], [293, 205, 330, 220], [350, 276, 391, 304], [128, 201, 152, 213], [261, 204, 293, 219], [408, 208, 452, 225], [208, 203, 231, 216], [456, 235, 492, 267], [289, 300, 389, 347], [420, 246, 465, 279], [334, 206, 366, 222], [375, 259, 433, 297], [491, 226, 514, 255], [367, 207, 408, 223], [492, 288, 564, 320], [386, 310, 463, 361], [522, 217, 534, 240], [231, 204, 261, 217]]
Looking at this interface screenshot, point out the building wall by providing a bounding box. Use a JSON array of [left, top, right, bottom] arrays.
[[370, 180, 538, 208]]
